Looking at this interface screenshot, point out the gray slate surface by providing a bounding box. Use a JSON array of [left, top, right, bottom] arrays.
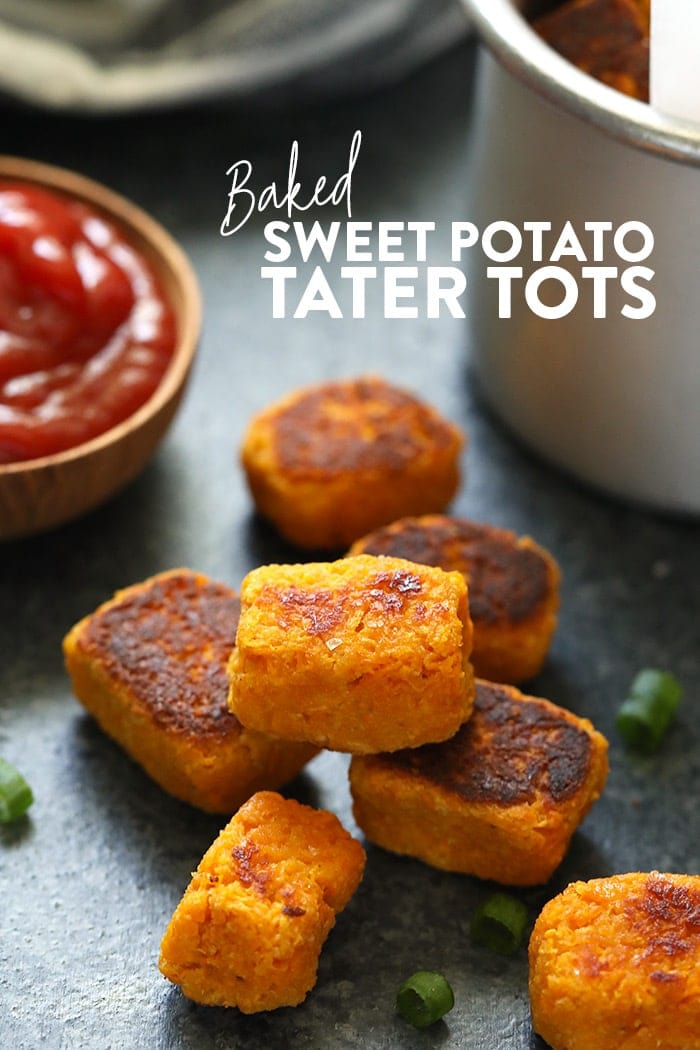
[[1, 41, 698, 1050]]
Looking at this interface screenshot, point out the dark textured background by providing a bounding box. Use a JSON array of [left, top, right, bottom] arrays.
[[1, 40, 698, 1050]]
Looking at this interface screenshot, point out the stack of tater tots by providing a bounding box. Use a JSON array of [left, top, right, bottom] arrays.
[[64, 377, 617, 1021]]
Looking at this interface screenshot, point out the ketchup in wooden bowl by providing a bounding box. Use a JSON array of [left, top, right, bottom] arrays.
[[0, 157, 200, 541], [0, 181, 177, 464]]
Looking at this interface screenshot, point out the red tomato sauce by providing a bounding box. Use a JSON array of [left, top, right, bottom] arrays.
[[0, 181, 176, 464]]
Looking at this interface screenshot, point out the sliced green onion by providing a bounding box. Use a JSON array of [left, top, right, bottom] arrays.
[[470, 893, 528, 955], [0, 757, 33, 823], [396, 970, 454, 1028], [616, 669, 683, 754]]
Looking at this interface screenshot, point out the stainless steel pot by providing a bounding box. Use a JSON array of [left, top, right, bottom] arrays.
[[460, 0, 700, 513]]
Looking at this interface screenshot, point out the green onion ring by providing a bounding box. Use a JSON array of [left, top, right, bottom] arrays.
[[0, 757, 33, 823], [616, 669, 683, 754], [396, 970, 454, 1028], [470, 893, 528, 955]]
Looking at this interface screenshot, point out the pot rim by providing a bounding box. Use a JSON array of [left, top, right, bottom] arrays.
[[460, 0, 700, 165]]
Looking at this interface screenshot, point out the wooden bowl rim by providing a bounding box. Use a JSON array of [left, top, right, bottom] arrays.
[[0, 154, 201, 476]]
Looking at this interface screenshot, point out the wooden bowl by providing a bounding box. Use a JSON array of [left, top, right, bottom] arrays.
[[0, 157, 201, 541]]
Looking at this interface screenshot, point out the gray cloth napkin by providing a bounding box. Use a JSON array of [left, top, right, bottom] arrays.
[[0, 0, 469, 111]]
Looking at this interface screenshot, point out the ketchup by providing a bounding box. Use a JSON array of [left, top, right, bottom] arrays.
[[0, 181, 176, 463]]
